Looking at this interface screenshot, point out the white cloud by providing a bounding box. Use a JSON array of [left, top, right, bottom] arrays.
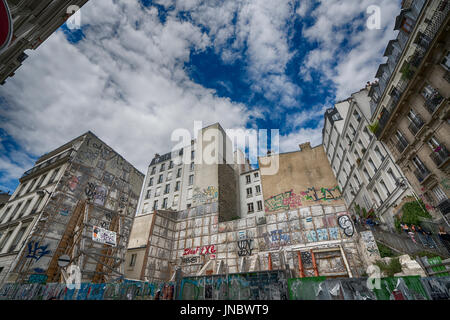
[[300, 0, 402, 99], [0, 0, 253, 179]]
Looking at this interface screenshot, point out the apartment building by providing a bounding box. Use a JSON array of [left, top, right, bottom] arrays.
[[0, 131, 144, 284], [323, 87, 414, 229], [239, 169, 265, 220], [368, 0, 450, 224], [0, 0, 89, 84], [136, 123, 240, 222]]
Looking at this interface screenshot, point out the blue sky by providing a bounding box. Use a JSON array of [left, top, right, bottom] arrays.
[[0, 0, 401, 194]]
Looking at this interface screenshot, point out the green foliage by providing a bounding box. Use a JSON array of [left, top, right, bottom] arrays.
[[401, 200, 431, 225], [354, 204, 361, 216], [400, 62, 414, 80], [362, 208, 368, 218], [375, 258, 402, 277], [413, 251, 446, 260], [368, 121, 379, 134], [376, 241, 396, 258]]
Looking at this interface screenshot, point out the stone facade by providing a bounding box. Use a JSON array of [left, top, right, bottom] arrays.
[[368, 0, 450, 224]]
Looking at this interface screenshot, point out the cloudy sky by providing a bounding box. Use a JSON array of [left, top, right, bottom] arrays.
[[0, 0, 401, 193]]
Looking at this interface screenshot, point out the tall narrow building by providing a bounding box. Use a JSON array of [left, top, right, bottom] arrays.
[[0, 132, 144, 285], [368, 0, 450, 226]]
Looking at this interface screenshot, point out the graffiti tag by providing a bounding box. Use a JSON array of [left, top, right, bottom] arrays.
[[337, 215, 354, 237]]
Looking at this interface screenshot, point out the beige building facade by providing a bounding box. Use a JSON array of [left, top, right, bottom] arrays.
[[369, 0, 450, 225]]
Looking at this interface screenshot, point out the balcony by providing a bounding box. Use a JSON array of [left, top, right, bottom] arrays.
[[408, 120, 424, 136], [396, 138, 409, 154], [414, 168, 431, 183], [429, 146, 449, 167], [424, 93, 444, 114], [375, 108, 390, 138], [436, 199, 450, 215]]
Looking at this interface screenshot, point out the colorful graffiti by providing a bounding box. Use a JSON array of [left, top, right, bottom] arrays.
[[301, 187, 341, 202], [237, 239, 253, 257], [337, 215, 354, 237], [178, 271, 288, 300], [263, 230, 291, 249], [183, 245, 217, 257], [26, 241, 51, 262], [265, 187, 342, 213], [192, 186, 218, 204]]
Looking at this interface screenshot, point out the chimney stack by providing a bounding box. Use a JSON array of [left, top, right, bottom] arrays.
[[299, 142, 311, 151]]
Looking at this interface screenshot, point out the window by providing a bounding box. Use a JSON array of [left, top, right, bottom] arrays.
[[257, 200, 263, 211], [8, 226, 27, 253], [130, 254, 137, 267], [247, 203, 254, 213], [173, 195, 179, 206], [368, 158, 377, 172], [188, 175, 194, 186], [363, 127, 371, 140], [190, 162, 194, 171], [145, 190, 151, 199], [400, 17, 413, 33], [255, 185, 261, 194], [169, 161, 174, 169], [36, 174, 47, 189], [48, 168, 60, 184], [175, 181, 180, 192], [187, 203, 192, 209], [246, 187, 252, 197], [254, 172, 259, 178], [26, 179, 37, 193], [432, 185, 447, 203], [374, 146, 385, 162], [158, 175, 163, 184], [164, 184, 170, 194], [380, 180, 390, 197], [166, 171, 173, 181], [246, 175, 251, 184], [0, 231, 13, 252], [387, 169, 397, 185], [354, 174, 361, 187], [2, 206, 12, 222], [176, 168, 182, 178], [155, 187, 161, 197], [9, 202, 23, 222], [441, 50, 450, 70], [148, 177, 154, 187], [153, 200, 158, 210], [353, 110, 361, 122], [363, 168, 371, 181], [162, 198, 168, 209], [191, 150, 195, 160], [151, 167, 156, 175], [18, 199, 32, 219], [160, 163, 165, 172], [395, 130, 408, 153], [373, 188, 382, 205]]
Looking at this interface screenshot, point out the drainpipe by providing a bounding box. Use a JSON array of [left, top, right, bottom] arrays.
[[268, 253, 272, 271], [310, 250, 319, 277], [297, 251, 305, 278]]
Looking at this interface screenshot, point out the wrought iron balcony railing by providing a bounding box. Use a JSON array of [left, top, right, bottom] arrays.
[[414, 168, 431, 183], [430, 146, 449, 167], [408, 119, 424, 136]]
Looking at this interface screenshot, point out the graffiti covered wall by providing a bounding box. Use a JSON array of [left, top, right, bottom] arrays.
[[140, 204, 367, 283], [10, 132, 144, 283], [259, 145, 344, 214]]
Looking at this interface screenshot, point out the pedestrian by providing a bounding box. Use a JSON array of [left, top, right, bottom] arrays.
[[438, 226, 450, 255], [352, 215, 357, 226], [401, 223, 409, 235], [154, 290, 161, 300]]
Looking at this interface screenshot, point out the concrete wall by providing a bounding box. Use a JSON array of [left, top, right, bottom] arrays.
[[259, 144, 344, 214], [139, 204, 370, 284]]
